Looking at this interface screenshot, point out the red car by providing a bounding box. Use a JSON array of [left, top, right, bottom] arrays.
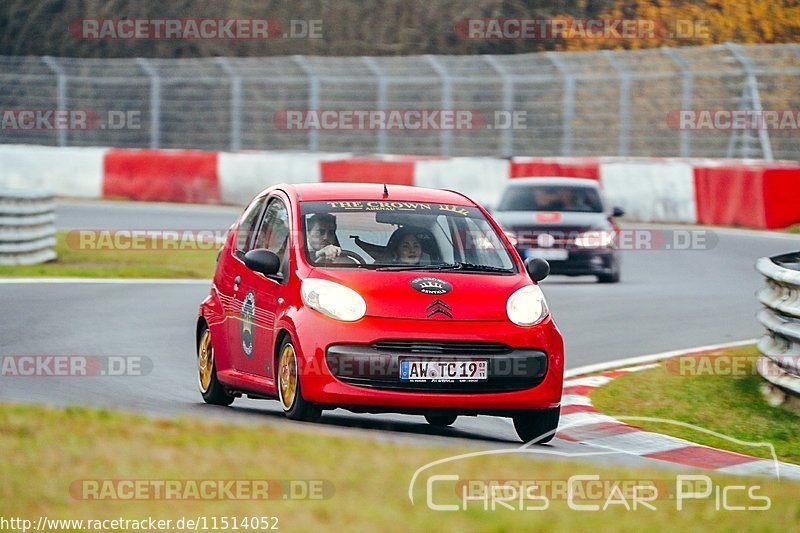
[[196, 183, 564, 442]]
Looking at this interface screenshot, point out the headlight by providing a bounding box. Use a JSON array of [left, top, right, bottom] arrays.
[[506, 285, 549, 326], [573, 229, 615, 248], [301, 278, 367, 322], [503, 230, 518, 247]]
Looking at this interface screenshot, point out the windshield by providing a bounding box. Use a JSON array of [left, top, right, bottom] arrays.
[[498, 185, 604, 213], [300, 200, 516, 272]]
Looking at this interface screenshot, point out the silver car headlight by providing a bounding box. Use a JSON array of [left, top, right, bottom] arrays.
[[506, 285, 549, 326], [301, 278, 367, 322], [573, 229, 615, 248]]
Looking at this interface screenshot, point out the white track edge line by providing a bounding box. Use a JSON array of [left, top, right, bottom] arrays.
[[565, 339, 758, 379], [0, 277, 210, 285]]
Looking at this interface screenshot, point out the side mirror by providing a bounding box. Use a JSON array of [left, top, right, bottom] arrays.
[[525, 257, 550, 282], [244, 249, 281, 276], [612, 206, 625, 217]]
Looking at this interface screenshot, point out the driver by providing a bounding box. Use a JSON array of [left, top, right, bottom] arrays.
[[306, 213, 343, 262], [533, 188, 566, 210]]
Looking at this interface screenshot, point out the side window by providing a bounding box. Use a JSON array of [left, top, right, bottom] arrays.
[[254, 199, 290, 274], [236, 196, 267, 255]]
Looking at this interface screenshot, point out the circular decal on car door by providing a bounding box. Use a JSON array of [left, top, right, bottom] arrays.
[[241, 290, 256, 358]]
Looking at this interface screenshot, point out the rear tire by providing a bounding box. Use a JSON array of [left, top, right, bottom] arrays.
[[277, 337, 322, 423], [513, 407, 560, 444], [197, 325, 235, 406], [425, 414, 457, 427]]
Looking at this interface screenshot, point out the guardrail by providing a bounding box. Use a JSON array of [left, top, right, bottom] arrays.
[[756, 252, 800, 408], [0, 190, 57, 265]]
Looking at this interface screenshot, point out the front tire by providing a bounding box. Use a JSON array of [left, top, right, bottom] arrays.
[[197, 325, 235, 406], [425, 414, 457, 427], [277, 338, 322, 422], [513, 407, 560, 444], [597, 259, 621, 283]]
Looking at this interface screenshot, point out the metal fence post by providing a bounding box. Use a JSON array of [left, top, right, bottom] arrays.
[[136, 58, 161, 149], [292, 55, 320, 152], [483, 55, 514, 158], [362, 57, 387, 154], [546, 52, 575, 157], [423, 55, 453, 156], [41, 56, 67, 147], [603, 50, 630, 157], [664, 48, 694, 158], [215, 58, 242, 152], [726, 42, 773, 161]]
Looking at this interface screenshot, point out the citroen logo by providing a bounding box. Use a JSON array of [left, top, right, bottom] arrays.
[[426, 299, 453, 319]]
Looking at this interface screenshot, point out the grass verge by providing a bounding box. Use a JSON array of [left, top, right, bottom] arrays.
[[0, 231, 218, 278], [591, 345, 800, 464], [784, 224, 800, 234], [1, 403, 799, 531]]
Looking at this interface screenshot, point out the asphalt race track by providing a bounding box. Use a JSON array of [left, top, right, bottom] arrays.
[[2, 199, 799, 465]]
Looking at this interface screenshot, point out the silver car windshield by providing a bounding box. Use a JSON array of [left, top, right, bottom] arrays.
[[499, 185, 604, 213]]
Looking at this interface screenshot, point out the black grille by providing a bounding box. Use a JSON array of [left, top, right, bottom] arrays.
[[371, 340, 512, 355], [327, 344, 547, 393], [510, 226, 589, 249]]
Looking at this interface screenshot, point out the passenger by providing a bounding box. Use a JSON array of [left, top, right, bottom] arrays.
[[386, 227, 424, 265]]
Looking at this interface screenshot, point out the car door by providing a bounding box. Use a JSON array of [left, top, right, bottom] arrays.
[[231, 196, 291, 380], [216, 195, 267, 376]]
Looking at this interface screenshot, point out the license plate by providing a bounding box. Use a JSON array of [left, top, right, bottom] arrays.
[[525, 249, 568, 261], [400, 360, 488, 382]]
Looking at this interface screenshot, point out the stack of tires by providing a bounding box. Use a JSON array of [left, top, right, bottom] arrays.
[[756, 252, 800, 410], [0, 190, 57, 265]]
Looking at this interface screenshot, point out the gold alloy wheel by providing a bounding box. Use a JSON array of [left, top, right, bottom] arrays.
[[198, 329, 213, 393], [278, 344, 298, 410]]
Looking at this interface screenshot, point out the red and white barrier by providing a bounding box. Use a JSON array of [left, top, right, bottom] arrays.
[[1, 145, 799, 230], [0, 145, 106, 198]]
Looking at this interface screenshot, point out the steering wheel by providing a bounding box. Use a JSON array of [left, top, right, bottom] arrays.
[[338, 249, 366, 265], [316, 249, 367, 265]]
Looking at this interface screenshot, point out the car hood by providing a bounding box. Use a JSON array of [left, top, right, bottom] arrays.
[[309, 269, 529, 321], [491, 210, 610, 231]]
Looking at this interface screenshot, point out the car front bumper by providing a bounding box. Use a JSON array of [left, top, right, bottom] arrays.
[[292, 310, 564, 414], [519, 247, 618, 276]]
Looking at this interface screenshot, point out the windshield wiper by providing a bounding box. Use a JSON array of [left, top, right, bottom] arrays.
[[376, 262, 464, 272], [376, 262, 512, 273], [455, 262, 514, 273]]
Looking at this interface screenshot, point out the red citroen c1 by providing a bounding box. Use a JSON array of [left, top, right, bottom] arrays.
[[196, 183, 564, 442]]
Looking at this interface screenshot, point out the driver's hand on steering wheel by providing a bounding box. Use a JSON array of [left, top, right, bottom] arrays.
[[315, 244, 341, 261]]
